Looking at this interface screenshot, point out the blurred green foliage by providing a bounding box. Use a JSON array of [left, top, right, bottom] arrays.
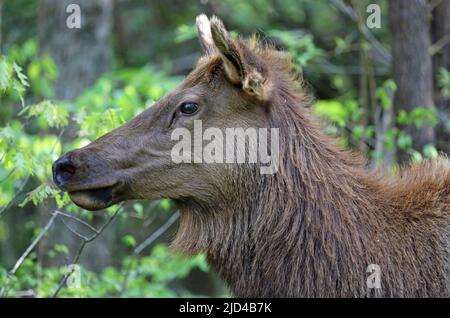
[[0, 244, 208, 297], [0, 39, 209, 297]]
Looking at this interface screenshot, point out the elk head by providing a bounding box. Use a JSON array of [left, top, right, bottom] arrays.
[[52, 15, 278, 211]]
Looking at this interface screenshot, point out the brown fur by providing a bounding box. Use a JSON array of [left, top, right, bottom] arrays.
[[175, 19, 450, 297], [54, 15, 450, 297]]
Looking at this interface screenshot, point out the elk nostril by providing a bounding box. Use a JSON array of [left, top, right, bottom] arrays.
[[53, 157, 77, 187]]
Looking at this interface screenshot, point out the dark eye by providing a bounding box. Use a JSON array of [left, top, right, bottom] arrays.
[[179, 102, 198, 115]]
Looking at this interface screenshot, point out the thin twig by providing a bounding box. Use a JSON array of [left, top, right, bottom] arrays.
[[55, 210, 99, 234], [330, 0, 391, 66], [143, 201, 161, 227], [134, 211, 179, 255], [52, 206, 123, 297], [0, 211, 58, 297], [59, 217, 90, 241], [0, 176, 30, 217], [14, 289, 37, 298], [119, 211, 180, 295], [430, 34, 450, 56]]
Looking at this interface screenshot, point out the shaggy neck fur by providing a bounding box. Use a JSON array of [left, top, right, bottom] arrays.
[[173, 56, 450, 298]]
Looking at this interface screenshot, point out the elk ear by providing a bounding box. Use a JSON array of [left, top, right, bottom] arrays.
[[196, 14, 216, 55], [209, 16, 272, 101]]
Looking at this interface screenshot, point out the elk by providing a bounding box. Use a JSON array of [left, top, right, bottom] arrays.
[[52, 15, 450, 297]]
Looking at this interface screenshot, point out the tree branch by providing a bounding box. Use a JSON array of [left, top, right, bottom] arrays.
[[134, 211, 179, 255], [0, 175, 30, 217], [430, 34, 450, 56], [52, 206, 123, 297], [55, 210, 99, 235], [119, 211, 180, 296], [330, 0, 392, 66], [0, 211, 58, 297], [59, 217, 90, 241]]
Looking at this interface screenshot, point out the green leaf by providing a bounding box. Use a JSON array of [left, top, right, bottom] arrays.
[[13, 62, 29, 87], [437, 68, 450, 98], [0, 56, 13, 92], [423, 144, 438, 158], [408, 149, 423, 163], [19, 183, 59, 207], [133, 203, 144, 217], [384, 127, 398, 150], [313, 100, 347, 128], [54, 244, 69, 255], [122, 235, 136, 248], [397, 131, 412, 150], [159, 199, 171, 211], [19, 100, 69, 128], [352, 125, 364, 140], [175, 24, 197, 43]]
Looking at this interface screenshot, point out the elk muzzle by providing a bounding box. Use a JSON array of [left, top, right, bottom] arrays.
[[52, 150, 123, 211]]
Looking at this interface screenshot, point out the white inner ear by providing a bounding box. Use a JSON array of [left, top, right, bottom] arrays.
[[196, 15, 216, 55], [209, 18, 245, 84], [221, 57, 242, 84]]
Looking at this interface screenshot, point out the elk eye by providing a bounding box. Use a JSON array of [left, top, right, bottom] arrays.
[[179, 102, 198, 115]]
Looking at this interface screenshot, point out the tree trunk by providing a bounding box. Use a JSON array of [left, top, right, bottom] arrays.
[[389, 0, 435, 162], [432, 0, 450, 155], [38, 0, 113, 100]]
